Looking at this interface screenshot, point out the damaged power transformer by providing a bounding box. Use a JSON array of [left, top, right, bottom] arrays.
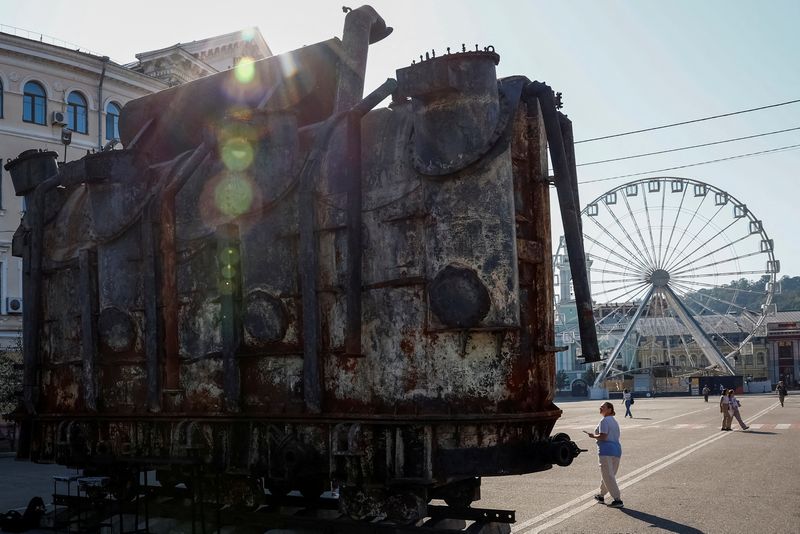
[[5, 4, 599, 523]]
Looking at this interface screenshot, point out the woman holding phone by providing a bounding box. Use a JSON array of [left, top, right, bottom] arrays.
[[584, 401, 624, 508]]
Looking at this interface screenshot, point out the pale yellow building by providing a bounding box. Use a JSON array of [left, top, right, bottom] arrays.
[[0, 27, 271, 348]]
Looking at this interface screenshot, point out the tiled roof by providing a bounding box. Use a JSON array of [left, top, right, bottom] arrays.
[[595, 310, 800, 337]]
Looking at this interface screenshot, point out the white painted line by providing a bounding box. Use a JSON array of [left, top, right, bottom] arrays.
[[639, 406, 710, 427], [775, 423, 791, 429], [674, 424, 690, 428], [748, 423, 764, 429], [512, 402, 780, 534]]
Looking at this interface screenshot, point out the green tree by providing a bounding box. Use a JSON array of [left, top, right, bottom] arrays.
[[555, 370, 570, 390], [583, 366, 598, 385], [0, 335, 23, 418]]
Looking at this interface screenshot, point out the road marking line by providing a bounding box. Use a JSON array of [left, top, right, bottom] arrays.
[[775, 423, 791, 429], [748, 423, 764, 429], [511, 402, 779, 534], [640, 406, 710, 427]]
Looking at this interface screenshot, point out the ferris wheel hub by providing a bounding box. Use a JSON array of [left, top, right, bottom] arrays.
[[648, 269, 670, 287]]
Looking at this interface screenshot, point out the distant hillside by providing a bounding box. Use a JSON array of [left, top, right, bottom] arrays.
[[773, 276, 800, 311], [690, 275, 800, 314]]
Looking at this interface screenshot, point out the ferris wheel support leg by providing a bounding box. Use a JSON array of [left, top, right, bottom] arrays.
[[660, 285, 736, 375], [593, 286, 655, 387]]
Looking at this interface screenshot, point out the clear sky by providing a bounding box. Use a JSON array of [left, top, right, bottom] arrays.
[[3, 0, 798, 276]]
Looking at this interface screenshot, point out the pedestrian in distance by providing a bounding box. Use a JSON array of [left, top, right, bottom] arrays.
[[720, 389, 732, 431], [702, 385, 710, 402], [622, 388, 633, 418], [727, 390, 749, 430], [584, 402, 624, 509], [719, 384, 724, 395], [776, 380, 788, 407]]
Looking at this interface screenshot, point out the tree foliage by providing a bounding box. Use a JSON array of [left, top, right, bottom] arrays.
[[687, 275, 800, 315], [583, 366, 598, 385], [555, 370, 570, 390], [0, 336, 22, 418]]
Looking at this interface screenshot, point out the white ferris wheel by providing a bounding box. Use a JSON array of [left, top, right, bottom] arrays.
[[555, 176, 779, 386]]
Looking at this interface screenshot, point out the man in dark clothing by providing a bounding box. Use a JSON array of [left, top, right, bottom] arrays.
[[776, 381, 788, 407]]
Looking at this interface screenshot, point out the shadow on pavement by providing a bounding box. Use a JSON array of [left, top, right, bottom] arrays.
[[739, 430, 776, 435], [619, 507, 704, 534]]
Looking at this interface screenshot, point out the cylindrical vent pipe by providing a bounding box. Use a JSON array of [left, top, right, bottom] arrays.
[[525, 81, 600, 363]]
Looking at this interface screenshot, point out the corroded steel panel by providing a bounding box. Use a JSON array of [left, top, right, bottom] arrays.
[[10, 6, 595, 519]]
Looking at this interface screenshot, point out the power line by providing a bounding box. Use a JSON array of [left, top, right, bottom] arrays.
[[579, 143, 800, 184], [577, 126, 800, 167], [575, 98, 800, 144]]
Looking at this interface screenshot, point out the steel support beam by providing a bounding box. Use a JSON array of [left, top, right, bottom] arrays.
[[660, 285, 736, 375], [594, 286, 654, 387]]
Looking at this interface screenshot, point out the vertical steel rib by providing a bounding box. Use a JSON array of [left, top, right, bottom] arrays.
[[79, 249, 98, 412]]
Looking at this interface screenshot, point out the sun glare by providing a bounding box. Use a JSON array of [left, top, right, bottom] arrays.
[[234, 56, 256, 84], [240, 27, 256, 43], [214, 174, 254, 217], [221, 137, 254, 172]]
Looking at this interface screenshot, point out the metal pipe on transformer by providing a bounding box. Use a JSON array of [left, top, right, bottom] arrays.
[[97, 56, 109, 150], [344, 110, 363, 356], [525, 81, 600, 363], [335, 6, 393, 113]]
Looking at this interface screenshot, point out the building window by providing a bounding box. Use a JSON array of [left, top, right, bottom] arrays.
[[67, 91, 88, 134], [23, 81, 47, 124], [106, 102, 121, 140], [0, 78, 4, 118], [757, 352, 765, 366], [745, 355, 753, 367]]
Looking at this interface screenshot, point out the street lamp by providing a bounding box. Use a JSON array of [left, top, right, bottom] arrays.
[[61, 127, 72, 162]]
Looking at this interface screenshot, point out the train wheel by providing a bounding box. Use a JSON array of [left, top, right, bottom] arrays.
[[299, 479, 325, 500], [386, 490, 427, 525], [266, 481, 291, 497], [438, 478, 480, 509]]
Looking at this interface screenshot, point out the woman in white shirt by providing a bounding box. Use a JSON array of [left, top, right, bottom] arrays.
[[584, 402, 624, 508]]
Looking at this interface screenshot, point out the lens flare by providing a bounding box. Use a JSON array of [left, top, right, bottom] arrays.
[[235, 57, 256, 84], [220, 264, 236, 279], [219, 247, 240, 266], [240, 27, 256, 42], [219, 279, 235, 296], [221, 137, 254, 172], [214, 175, 254, 216], [278, 54, 298, 79]]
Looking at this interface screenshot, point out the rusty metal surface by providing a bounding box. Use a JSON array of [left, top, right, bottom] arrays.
[[8, 4, 598, 522]]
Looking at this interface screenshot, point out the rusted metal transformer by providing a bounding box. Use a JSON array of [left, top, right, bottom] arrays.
[[7, 5, 598, 523]]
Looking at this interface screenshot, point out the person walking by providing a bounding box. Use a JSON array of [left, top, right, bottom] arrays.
[[622, 389, 633, 418], [702, 385, 710, 402], [720, 389, 732, 431], [584, 402, 623, 508], [727, 390, 749, 430], [776, 380, 788, 407]]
